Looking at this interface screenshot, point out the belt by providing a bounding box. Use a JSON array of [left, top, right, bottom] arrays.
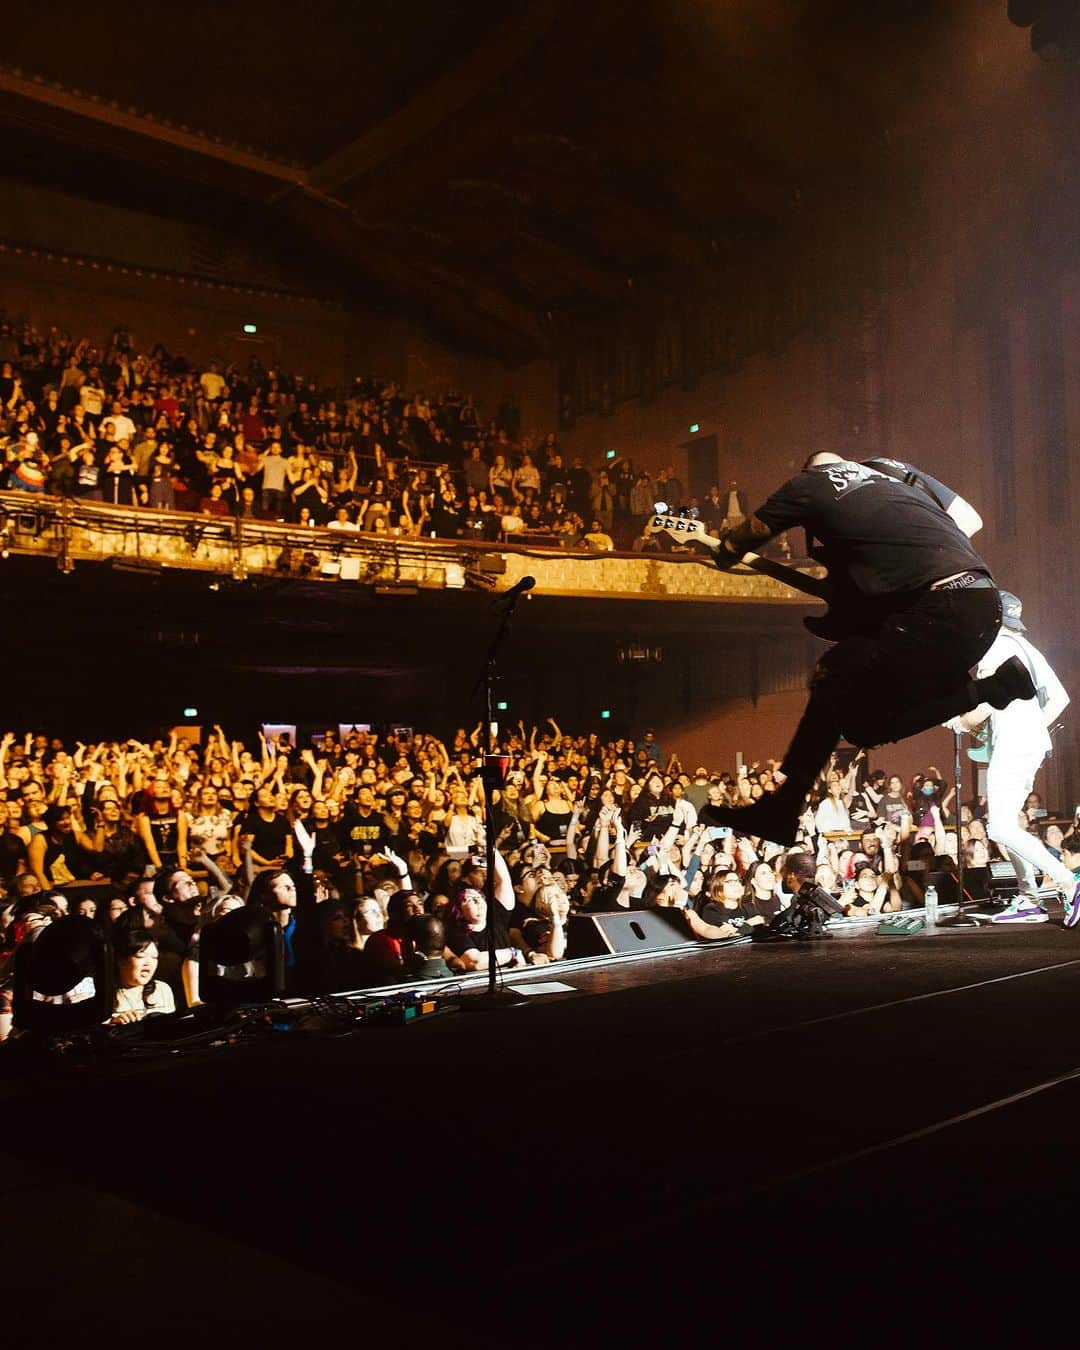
[[929, 571, 995, 593]]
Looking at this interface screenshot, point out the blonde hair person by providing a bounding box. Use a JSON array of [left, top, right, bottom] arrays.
[[353, 895, 386, 950], [513, 881, 569, 964]]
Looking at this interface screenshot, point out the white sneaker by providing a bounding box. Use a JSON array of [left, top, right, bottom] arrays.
[[990, 898, 1048, 925]]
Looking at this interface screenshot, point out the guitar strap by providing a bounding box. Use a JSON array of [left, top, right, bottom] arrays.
[[1009, 636, 1049, 713], [806, 455, 954, 579], [861, 457, 951, 513]]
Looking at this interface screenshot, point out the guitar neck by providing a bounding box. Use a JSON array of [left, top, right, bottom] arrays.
[[650, 518, 830, 601], [736, 551, 831, 601]]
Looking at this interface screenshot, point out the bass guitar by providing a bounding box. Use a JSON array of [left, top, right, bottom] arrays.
[[644, 511, 855, 640]]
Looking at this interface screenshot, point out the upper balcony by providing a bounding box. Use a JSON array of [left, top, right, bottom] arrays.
[[0, 492, 824, 609]]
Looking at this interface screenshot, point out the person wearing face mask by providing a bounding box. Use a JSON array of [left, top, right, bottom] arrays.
[[913, 772, 951, 829]]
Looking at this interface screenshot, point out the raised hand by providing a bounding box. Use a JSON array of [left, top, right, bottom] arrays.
[[381, 846, 409, 877]]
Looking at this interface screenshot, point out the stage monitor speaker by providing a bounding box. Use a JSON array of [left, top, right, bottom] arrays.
[[987, 859, 1018, 899], [566, 908, 692, 959], [926, 869, 960, 906], [986, 860, 1060, 907]]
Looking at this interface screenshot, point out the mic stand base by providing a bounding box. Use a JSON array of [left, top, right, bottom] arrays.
[[936, 730, 979, 929], [459, 987, 529, 1012]]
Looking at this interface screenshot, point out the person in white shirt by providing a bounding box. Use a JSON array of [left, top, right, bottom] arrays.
[[814, 772, 852, 836], [106, 401, 136, 443], [200, 361, 227, 402], [946, 591, 1076, 924], [327, 506, 359, 532], [722, 479, 748, 532]]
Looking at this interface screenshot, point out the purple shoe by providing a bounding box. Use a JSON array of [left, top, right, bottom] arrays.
[[1063, 880, 1080, 929], [990, 899, 1048, 925]]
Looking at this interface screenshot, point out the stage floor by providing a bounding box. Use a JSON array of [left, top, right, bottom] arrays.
[[5, 920, 1080, 1341]]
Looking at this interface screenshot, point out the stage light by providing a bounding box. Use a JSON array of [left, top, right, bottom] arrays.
[[183, 707, 198, 718], [653, 500, 668, 513], [12, 917, 113, 1035], [199, 906, 285, 1009], [605, 449, 616, 460], [496, 700, 508, 711], [242, 322, 257, 334], [601, 709, 612, 720], [689, 423, 700, 434]]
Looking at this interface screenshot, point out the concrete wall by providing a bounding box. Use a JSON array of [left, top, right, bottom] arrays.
[[553, 3, 1080, 811], [342, 309, 557, 435], [0, 249, 350, 388]]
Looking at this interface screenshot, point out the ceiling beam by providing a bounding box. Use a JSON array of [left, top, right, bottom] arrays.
[[308, 0, 564, 195], [273, 193, 544, 358], [0, 66, 303, 185]]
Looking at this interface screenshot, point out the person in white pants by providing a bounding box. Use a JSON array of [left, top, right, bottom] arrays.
[[946, 591, 1077, 924]]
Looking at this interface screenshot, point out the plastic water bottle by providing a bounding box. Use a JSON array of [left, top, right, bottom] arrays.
[[924, 883, 939, 927]]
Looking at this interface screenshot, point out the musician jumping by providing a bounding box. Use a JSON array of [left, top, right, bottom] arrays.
[[701, 452, 1037, 847]]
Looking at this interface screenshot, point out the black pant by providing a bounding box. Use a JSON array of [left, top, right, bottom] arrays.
[[782, 586, 1002, 783]]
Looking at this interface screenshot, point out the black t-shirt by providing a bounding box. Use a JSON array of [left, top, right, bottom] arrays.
[[743, 892, 782, 922], [698, 900, 752, 934], [630, 800, 676, 842], [295, 819, 345, 873], [341, 808, 388, 858], [146, 809, 179, 861], [242, 809, 290, 861], [577, 873, 626, 912], [879, 793, 911, 828], [755, 460, 986, 598], [445, 912, 510, 957], [0, 831, 27, 884]]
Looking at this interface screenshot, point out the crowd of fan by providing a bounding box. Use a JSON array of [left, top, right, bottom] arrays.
[[0, 313, 723, 553], [1, 717, 1075, 1036]]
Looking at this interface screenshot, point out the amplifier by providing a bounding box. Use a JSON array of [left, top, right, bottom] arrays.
[[986, 859, 1060, 901], [984, 859, 1060, 908]]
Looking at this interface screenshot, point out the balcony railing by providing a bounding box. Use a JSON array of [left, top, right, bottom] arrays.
[[0, 491, 822, 605]]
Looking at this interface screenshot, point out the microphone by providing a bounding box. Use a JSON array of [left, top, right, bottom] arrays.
[[500, 575, 536, 603]]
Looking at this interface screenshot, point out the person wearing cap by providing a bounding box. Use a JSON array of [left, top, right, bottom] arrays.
[[945, 590, 1077, 925]]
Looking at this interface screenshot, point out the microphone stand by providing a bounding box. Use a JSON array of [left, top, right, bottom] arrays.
[[461, 580, 534, 1011], [936, 727, 978, 928]]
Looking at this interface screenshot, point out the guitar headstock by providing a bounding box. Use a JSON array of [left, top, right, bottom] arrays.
[[644, 507, 715, 549]]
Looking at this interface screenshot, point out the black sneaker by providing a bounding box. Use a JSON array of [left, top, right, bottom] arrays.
[[983, 655, 1037, 709], [698, 801, 800, 846]]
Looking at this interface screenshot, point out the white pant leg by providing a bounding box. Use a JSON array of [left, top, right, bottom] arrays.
[[985, 749, 1071, 894]]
